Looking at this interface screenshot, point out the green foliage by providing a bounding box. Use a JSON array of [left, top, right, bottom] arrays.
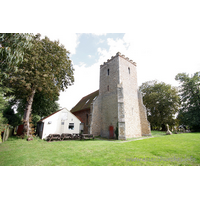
[[3, 105, 21, 127], [3, 34, 74, 100], [15, 90, 60, 124], [1, 33, 74, 135], [0, 33, 33, 79], [31, 115, 41, 127], [0, 87, 9, 131], [175, 72, 200, 131], [139, 80, 180, 130], [31, 91, 60, 117]]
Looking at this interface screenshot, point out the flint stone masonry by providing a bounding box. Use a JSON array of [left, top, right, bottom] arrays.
[[138, 91, 151, 136], [90, 52, 151, 139]]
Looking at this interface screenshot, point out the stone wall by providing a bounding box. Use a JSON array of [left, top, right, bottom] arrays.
[[117, 84, 126, 140], [118, 55, 142, 138], [138, 90, 151, 136], [89, 96, 101, 136], [90, 52, 151, 139], [98, 56, 119, 138]]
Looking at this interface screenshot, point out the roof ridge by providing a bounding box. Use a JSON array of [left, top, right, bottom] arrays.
[[82, 89, 99, 99], [38, 108, 64, 122]]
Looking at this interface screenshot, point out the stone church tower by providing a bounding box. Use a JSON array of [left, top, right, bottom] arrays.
[[89, 52, 151, 139]]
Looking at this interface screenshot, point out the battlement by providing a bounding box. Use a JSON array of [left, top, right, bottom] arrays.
[[100, 52, 137, 68]]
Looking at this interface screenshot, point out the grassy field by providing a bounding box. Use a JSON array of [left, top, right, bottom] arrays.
[[0, 131, 200, 166]]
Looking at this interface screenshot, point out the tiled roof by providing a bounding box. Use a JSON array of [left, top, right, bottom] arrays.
[[71, 90, 99, 113], [76, 115, 84, 123]]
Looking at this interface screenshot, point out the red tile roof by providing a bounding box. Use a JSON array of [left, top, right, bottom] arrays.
[[76, 115, 84, 123]]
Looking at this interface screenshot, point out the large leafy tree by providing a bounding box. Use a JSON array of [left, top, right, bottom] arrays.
[[139, 80, 180, 130], [2, 34, 74, 136], [0, 33, 33, 131], [0, 33, 33, 77], [15, 90, 60, 123], [175, 72, 200, 131]]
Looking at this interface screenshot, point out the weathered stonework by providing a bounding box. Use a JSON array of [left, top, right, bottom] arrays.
[[138, 91, 151, 136], [90, 52, 151, 139], [89, 96, 101, 136], [72, 52, 151, 139], [117, 84, 126, 140]]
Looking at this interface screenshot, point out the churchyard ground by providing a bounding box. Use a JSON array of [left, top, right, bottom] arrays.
[[0, 131, 199, 166]]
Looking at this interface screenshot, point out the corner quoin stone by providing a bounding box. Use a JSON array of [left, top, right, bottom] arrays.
[[89, 52, 151, 139]]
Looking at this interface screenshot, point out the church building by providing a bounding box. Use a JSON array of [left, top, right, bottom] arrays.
[[71, 52, 151, 140]]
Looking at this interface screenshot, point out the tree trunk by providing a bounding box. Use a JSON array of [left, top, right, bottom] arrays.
[[23, 89, 36, 136]]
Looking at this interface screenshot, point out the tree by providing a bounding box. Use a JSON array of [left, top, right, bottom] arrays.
[[0, 87, 8, 131], [15, 90, 60, 126], [175, 72, 200, 131], [0, 33, 33, 78], [31, 91, 60, 118], [3, 105, 21, 127], [2, 34, 74, 136], [139, 80, 180, 130], [0, 33, 33, 132]]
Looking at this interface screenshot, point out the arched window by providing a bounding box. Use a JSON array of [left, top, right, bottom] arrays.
[[107, 69, 109, 76], [107, 85, 109, 91], [128, 67, 130, 74]]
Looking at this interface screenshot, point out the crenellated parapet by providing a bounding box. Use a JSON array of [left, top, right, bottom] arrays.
[[100, 52, 137, 68]]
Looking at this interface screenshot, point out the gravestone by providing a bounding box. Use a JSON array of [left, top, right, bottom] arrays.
[[166, 124, 172, 135]]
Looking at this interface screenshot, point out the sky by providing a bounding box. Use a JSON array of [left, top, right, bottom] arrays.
[[2, 1, 200, 111], [32, 1, 199, 111], [42, 29, 200, 110]]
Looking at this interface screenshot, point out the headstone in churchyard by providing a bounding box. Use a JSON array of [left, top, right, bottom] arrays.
[[166, 124, 172, 135], [174, 126, 178, 134]]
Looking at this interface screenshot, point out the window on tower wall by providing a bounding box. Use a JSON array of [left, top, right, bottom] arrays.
[[107, 69, 109, 75], [107, 85, 109, 91], [128, 67, 130, 74]]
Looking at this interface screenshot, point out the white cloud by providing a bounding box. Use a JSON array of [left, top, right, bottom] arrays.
[[57, 1, 200, 109], [40, 33, 80, 55], [91, 33, 107, 36], [96, 31, 200, 88], [88, 55, 92, 58], [58, 63, 99, 110], [97, 39, 105, 44]]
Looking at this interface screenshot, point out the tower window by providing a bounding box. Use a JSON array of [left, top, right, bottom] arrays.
[[107, 69, 109, 75], [107, 85, 109, 91], [128, 67, 130, 74]]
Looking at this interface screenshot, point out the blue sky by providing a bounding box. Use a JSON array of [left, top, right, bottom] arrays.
[[71, 33, 125, 67], [3, 1, 200, 111], [54, 31, 200, 110]]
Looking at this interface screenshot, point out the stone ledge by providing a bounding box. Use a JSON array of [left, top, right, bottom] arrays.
[[100, 52, 137, 68]]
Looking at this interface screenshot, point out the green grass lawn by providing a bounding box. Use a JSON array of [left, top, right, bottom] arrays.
[[0, 131, 200, 166]]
